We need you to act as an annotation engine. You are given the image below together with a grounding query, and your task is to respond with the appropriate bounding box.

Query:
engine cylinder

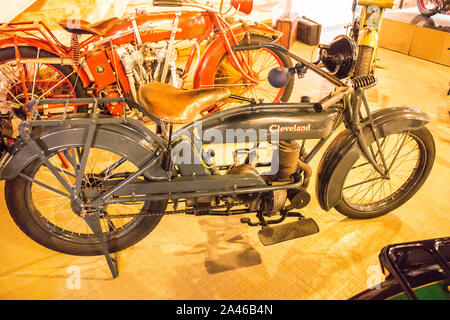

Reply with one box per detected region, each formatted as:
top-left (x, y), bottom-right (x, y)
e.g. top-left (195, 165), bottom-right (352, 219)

top-left (271, 140), bottom-right (301, 181)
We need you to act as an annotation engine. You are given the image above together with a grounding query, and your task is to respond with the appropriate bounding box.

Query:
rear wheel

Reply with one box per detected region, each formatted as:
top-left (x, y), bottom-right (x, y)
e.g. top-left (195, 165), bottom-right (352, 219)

top-left (335, 127), bottom-right (435, 219)
top-left (0, 46), bottom-right (88, 118)
top-left (5, 145), bottom-right (166, 256)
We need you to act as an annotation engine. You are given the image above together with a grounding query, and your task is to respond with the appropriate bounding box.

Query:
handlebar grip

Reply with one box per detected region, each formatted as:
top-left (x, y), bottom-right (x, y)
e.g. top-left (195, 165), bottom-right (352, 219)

top-left (152, 0), bottom-right (183, 7)
top-left (232, 44), bottom-right (264, 51)
top-left (313, 91), bottom-right (346, 113)
top-left (232, 43), bottom-right (289, 54)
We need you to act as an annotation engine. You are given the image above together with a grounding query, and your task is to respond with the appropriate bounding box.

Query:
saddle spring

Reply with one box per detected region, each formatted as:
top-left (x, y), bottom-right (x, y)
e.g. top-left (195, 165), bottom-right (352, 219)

top-left (71, 34), bottom-right (80, 63)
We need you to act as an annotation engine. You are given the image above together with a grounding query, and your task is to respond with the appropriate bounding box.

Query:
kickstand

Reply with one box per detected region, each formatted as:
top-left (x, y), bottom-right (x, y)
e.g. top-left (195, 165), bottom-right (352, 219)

top-left (83, 211), bottom-right (119, 278)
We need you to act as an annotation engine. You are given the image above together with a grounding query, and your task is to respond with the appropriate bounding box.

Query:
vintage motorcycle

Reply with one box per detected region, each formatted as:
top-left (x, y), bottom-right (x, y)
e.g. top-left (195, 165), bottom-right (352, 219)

top-left (0, 28), bottom-right (436, 277)
top-left (0, 0), bottom-right (292, 141)
top-left (417, 0), bottom-right (450, 17)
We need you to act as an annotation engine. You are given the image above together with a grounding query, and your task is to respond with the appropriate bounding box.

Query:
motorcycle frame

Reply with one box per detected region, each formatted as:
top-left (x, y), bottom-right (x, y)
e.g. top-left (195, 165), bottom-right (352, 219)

top-left (0, 0), bottom-right (280, 110)
top-left (17, 96), bottom-right (340, 209)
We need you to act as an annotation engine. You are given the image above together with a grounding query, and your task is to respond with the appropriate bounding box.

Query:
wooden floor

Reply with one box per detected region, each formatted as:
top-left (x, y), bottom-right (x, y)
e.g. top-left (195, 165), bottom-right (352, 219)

top-left (0, 43), bottom-right (448, 300)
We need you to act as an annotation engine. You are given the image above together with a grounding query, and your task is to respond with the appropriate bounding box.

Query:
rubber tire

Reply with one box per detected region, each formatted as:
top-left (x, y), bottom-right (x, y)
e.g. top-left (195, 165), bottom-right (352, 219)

top-left (417, 0), bottom-right (438, 16)
top-left (353, 45), bottom-right (374, 78)
top-left (5, 157), bottom-right (167, 256)
top-left (0, 46), bottom-right (88, 112)
top-left (335, 127), bottom-right (435, 219)
top-left (215, 34), bottom-right (294, 103)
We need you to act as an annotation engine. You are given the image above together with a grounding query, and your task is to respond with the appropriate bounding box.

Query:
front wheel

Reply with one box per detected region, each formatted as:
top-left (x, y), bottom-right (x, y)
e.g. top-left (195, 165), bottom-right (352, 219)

top-left (353, 45), bottom-right (374, 78)
top-left (210, 34), bottom-right (294, 112)
top-left (417, 0), bottom-right (439, 16)
top-left (335, 127), bottom-right (435, 219)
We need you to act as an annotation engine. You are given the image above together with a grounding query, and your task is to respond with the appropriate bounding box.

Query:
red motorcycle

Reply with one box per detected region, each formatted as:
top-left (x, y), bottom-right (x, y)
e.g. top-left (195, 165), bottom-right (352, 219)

top-left (0, 0), bottom-right (292, 121)
top-left (417, 0), bottom-right (450, 16)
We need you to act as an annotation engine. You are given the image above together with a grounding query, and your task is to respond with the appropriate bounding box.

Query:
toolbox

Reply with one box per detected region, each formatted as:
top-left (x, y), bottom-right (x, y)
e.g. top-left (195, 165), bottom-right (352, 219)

top-left (296, 16), bottom-right (322, 46)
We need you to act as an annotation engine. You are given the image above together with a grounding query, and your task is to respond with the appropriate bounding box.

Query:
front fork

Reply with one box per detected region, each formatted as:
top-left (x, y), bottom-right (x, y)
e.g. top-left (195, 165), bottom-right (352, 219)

top-left (348, 81), bottom-right (390, 177)
top-left (356, 5), bottom-right (389, 73)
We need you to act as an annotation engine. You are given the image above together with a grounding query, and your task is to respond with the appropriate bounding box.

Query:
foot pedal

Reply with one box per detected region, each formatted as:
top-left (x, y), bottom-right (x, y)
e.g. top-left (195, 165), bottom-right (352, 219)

top-left (258, 218), bottom-right (319, 246)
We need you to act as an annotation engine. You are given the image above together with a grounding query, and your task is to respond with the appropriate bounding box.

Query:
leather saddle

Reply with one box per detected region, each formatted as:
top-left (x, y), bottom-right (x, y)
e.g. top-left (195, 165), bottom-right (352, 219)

top-left (58, 17), bottom-right (120, 36)
top-left (137, 83), bottom-right (231, 124)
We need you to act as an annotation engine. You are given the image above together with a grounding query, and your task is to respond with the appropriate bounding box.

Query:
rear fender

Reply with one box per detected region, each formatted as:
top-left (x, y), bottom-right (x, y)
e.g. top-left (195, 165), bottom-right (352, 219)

top-left (0, 120), bottom-right (168, 181)
top-left (0, 37), bottom-right (64, 55)
top-left (316, 107), bottom-right (430, 211)
top-left (0, 42), bottom-right (91, 88)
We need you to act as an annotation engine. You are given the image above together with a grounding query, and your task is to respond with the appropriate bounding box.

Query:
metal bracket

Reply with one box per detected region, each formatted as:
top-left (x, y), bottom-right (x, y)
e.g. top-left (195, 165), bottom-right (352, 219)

top-left (83, 211), bottom-right (119, 278)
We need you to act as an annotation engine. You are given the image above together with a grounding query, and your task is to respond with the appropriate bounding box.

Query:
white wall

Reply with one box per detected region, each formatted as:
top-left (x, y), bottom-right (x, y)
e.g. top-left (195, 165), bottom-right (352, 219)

top-left (0, 0), bottom-right (36, 22)
top-left (127, 0), bottom-right (292, 22)
top-left (292, 0), bottom-right (354, 27)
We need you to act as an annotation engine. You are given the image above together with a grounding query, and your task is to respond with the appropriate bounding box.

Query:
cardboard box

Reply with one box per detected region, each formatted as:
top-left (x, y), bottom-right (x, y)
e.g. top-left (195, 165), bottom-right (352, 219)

top-left (410, 26), bottom-right (450, 66)
top-left (378, 10), bottom-right (450, 66)
top-left (378, 18), bottom-right (416, 54)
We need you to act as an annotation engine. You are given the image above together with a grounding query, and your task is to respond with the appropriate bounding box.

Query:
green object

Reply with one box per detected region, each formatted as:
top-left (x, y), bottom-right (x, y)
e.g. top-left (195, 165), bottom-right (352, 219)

top-left (389, 281), bottom-right (450, 300)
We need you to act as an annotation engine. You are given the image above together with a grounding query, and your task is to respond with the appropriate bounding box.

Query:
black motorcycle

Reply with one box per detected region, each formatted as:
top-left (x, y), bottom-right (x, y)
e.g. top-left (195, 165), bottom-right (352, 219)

top-left (0, 42), bottom-right (435, 277)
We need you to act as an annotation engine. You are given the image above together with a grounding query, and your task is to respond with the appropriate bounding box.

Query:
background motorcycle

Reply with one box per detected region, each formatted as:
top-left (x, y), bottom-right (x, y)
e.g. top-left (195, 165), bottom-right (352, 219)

top-left (417, 0), bottom-right (450, 16)
top-left (0, 0), bottom-right (292, 145)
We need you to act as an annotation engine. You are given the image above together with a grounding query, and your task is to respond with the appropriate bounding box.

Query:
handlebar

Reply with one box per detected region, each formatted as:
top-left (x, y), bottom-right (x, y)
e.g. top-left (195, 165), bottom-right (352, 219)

top-left (233, 41), bottom-right (359, 113)
top-left (313, 89), bottom-right (350, 113)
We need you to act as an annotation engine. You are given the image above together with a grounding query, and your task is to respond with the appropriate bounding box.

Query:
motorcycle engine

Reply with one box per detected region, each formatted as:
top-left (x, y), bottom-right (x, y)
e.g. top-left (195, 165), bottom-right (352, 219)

top-left (115, 41), bottom-right (183, 98)
top-left (226, 140), bottom-right (306, 217)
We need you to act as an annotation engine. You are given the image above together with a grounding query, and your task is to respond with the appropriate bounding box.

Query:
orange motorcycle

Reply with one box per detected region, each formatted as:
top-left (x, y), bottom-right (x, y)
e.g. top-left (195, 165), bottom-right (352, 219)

top-left (0, 0), bottom-right (293, 121)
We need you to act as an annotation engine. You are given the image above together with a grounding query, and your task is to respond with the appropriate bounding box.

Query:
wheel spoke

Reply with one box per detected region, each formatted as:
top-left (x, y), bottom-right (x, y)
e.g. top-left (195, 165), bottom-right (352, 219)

top-left (342, 131), bottom-right (423, 209)
top-left (214, 39), bottom-right (287, 109)
top-left (27, 147), bottom-right (148, 237)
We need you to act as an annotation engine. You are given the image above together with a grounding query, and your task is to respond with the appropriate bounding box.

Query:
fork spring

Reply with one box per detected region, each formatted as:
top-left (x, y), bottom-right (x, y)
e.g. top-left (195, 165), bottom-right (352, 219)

top-left (353, 75), bottom-right (377, 89)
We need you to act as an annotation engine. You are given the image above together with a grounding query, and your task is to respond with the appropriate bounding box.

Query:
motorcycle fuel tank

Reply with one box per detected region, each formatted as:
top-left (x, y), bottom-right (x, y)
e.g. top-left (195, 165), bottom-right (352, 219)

top-left (177, 103), bottom-right (341, 144)
top-left (104, 11), bottom-right (214, 45)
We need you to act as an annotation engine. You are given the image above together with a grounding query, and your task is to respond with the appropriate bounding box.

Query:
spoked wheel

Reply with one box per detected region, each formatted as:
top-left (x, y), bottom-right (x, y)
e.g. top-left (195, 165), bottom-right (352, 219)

top-left (5, 145), bottom-right (166, 256)
top-left (0, 46), bottom-right (87, 119)
top-left (336, 128), bottom-right (435, 219)
top-left (417, 0), bottom-right (440, 16)
top-left (209, 34), bottom-right (293, 113)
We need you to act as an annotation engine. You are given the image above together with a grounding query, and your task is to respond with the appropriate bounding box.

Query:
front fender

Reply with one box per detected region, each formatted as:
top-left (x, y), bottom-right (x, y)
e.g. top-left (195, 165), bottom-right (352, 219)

top-left (316, 106), bottom-right (430, 211)
top-left (193, 24), bottom-right (279, 89)
top-left (0, 120), bottom-right (168, 181)
top-left (358, 28), bottom-right (378, 48)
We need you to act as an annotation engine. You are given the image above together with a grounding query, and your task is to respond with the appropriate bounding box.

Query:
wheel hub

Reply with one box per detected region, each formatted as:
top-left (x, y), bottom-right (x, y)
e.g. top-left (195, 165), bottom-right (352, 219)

top-left (71, 174), bottom-right (107, 215)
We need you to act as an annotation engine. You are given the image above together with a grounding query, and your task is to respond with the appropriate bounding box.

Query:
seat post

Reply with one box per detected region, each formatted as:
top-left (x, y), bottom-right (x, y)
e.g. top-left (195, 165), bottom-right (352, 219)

top-left (162, 123), bottom-right (173, 171)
